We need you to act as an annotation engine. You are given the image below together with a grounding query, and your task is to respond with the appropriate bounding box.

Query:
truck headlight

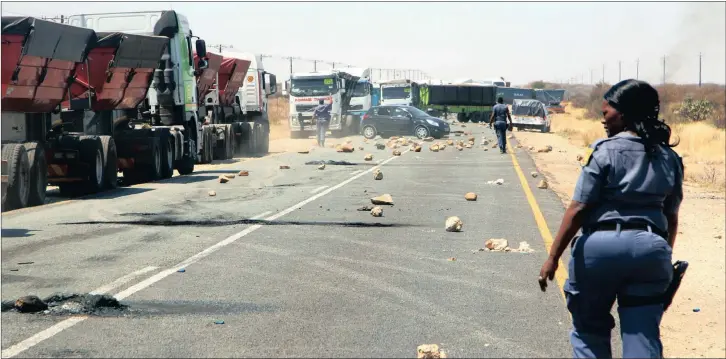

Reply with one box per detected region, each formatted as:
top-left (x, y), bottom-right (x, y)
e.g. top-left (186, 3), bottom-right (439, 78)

top-left (426, 119), bottom-right (439, 127)
top-left (331, 114), bottom-right (340, 124)
top-left (291, 116), bottom-right (299, 125)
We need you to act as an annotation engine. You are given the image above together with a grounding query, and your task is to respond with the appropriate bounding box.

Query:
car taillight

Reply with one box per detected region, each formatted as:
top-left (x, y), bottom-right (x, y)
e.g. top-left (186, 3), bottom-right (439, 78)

top-left (363, 113), bottom-right (369, 120)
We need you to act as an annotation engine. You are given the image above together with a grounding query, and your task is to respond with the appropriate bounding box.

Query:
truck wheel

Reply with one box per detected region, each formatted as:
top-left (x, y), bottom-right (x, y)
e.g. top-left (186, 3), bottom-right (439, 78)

top-left (2, 143), bottom-right (30, 211)
top-left (161, 137), bottom-right (174, 179)
top-left (176, 139), bottom-right (195, 176)
top-left (78, 136), bottom-right (105, 194)
top-left (259, 124), bottom-right (270, 155)
top-left (22, 142), bottom-right (47, 207)
top-left (147, 138), bottom-right (162, 180)
top-left (470, 113), bottom-right (481, 123)
top-left (226, 126), bottom-right (235, 159)
top-left (100, 136), bottom-right (118, 190)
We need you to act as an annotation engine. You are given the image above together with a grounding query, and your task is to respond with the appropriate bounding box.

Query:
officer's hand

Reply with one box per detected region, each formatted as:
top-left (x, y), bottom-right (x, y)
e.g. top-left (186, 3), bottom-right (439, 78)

top-left (538, 258), bottom-right (558, 292)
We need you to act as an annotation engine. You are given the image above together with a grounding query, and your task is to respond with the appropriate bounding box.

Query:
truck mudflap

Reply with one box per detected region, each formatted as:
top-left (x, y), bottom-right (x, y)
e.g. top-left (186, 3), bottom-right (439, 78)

top-left (1, 16), bottom-right (96, 113)
top-left (64, 31), bottom-right (169, 111)
top-left (112, 129), bottom-right (162, 166)
top-left (194, 51), bottom-right (222, 101)
top-left (217, 56), bottom-right (251, 106)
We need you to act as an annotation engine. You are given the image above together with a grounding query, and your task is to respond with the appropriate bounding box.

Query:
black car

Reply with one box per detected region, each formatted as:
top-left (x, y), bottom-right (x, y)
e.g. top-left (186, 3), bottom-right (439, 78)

top-left (360, 105), bottom-right (450, 139)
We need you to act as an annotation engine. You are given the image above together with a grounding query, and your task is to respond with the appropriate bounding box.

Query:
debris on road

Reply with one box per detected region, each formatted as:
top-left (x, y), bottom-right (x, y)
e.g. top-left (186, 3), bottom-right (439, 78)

top-left (298, 150), bottom-right (310, 154)
top-left (446, 139), bottom-right (454, 146)
top-left (423, 137), bottom-right (434, 142)
top-left (464, 143), bottom-right (472, 149)
top-left (537, 146), bottom-right (553, 153)
top-left (208, 190), bottom-right (217, 197)
top-left (17, 262), bottom-right (34, 265)
top-left (531, 172), bottom-right (538, 178)
top-left (337, 144), bottom-right (355, 153)
top-left (177, 268), bottom-right (186, 273)
top-left (417, 344), bottom-right (447, 359)
top-left (456, 145), bottom-right (464, 151)
top-left (445, 216), bottom-right (463, 232)
top-left (218, 175), bottom-right (230, 183)
top-left (357, 205), bottom-right (373, 211)
top-left (529, 146), bottom-right (536, 151)
top-left (464, 192), bottom-right (477, 201)
top-left (487, 179), bottom-right (504, 185)
top-left (482, 140), bottom-right (489, 146)
top-left (537, 179), bottom-right (549, 189)
top-left (468, 136), bottom-right (476, 143)
top-left (359, 146), bottom-right (364, 151)
top-left (393, 150), bottom-right (402, 156)
top-left (491, 144), bottom-right (497, 149)
top-left (11, 295), bottom-right (47, 313)
top-left (370, 206), bottom-right (383, 217)
top-left (485, 238), bottom-right (509, 251)
top-left (305, 160), bottom-right (356, 166)
top-left (238, 170), bottom-right (249, 177)
top-left (223, 174), bottom-right (235, 179)
top-left (364, 154), bottom-right (374, 161)
top-left (280, 165), bottom-right (291, 170)
top-left (318, 164), bottom-right (326, 170)
top-left (515, 241), bottom-right (534, 253)
top-left (414, 145), bottom-right (422, 152)
top-left (3, 293), bottom-right (128, 316)
top-left (214, 320), bottom-right (225, 324)
top-left (371, 194), bottom-right (394, 205)
top-left (448, 257), bottom-right (456, 262)
top-left (430, 144), bottom-right (440, 152)
top-left (373, 169), bottom-right (383, 180)
top-left (376, 143), bottom-right (386, 150)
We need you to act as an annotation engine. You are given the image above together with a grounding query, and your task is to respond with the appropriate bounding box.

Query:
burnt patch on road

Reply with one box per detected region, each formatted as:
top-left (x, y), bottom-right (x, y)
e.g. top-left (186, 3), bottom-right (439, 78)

top-left (59, 218), bottom-right (417, 229)
top-left (304, 160), bottom-right (359, 166)
top-left (121, 299), bottom-right (279, 317)
top-left (2, 293), bottom-right (128, 316)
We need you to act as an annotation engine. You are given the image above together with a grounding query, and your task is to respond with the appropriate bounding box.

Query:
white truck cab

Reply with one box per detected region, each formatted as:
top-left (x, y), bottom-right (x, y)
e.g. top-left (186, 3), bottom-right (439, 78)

top-left (379, 79), bottom-right (417, 106)
top-left (288, 70), bottom-right (357, 138)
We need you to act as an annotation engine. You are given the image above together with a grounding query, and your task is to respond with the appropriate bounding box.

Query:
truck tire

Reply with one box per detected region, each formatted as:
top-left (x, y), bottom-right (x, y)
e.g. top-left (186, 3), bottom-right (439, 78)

top-left (99, 136), bottom-right (118, 190)
top-left (176, 138), bottom-right (195, 176)
top-left (161, 136), bottom-right (174, 179)
top-left (78, 136), bottom-right (105, 195)
top-left (541, 123), bottom-right (551, 133)
top-left (470, 112), bottom-right (481, 123)
top-left (225, 125), bottom-right (235, 159)
top-left (2, 143), bottom-right (30, 211)
top-left (147, 138), bottom-right (162, 180)
top-left (213, 127), bottom-right (226, 160)
top-left (259, 123), bottom-right (269, 155)
top-left (22, 142), bottom-right (47, 207)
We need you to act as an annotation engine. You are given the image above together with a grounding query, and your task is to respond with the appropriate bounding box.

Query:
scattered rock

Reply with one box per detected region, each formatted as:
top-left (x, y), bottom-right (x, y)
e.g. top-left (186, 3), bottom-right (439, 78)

top-left (373, 170), bottom-right (383, 180)
top-left (375, 143), bottom-right (386, 150)
top-left (298, 150), bottom-right (310, 154)
top-left (417, 344), bottom-right (446, 359)
top-left (337, 144), bottom-right (355, 153)
top-left (464, 192), bottom-right (477, 201)
top-left (370, 206), bottom-right (383, 217)
top-left (576, 154), bottom-right (584, 162)
top-left (537, 179), bottom-right (548, 189)
top-left (445, 216), bottom-right (463, 232)
top-left (280, 165), bottom-right (291, 170)
top-left (483, 148), bottom-right (488, 151)
top-left (446, 139), bottom-right (454, 146)
top-left (516, 144), bottom-right (523, 148)
top-left (485, 238), bottom-right (509, 251)
top-left (454, 133), bottom-right (461, 137)
top-left (208, 190), bottom-right (217, 197)
top-left (364, 154), bottom-right (373, 161)
top-left (238, 170), bottom-right (249, 176)
top-left (358, 146), bottom-right (364, 151)
top-left (465, 143), bottom-right (472, 149)
top-left (528, 146), bottom-right (536, 151)
top-left (456, 146), bottom-right (464, 151)
top-left (371, 194), bottom-right (394, 205)
top-left (218, 175), bottom-right (230, 183)
top-left (487, 178), bottom-right (504, 185)
top-left (223, 174), bottom-right (235, 179)
top-left (393, 144), bottom-right (400, 149)
top-left (530, 172), bottom-right (538, 178)
top-left (447, 257), bottom-right (456, 262)
top-left (482, 140), bottom-right (489, 146)
top-left (393, 150), bottom-right (402, 156)
top-left (214, 320), bottom-right (225, 325)
top-left (461, 124), bottom-right (467, 128)
top-left (514, 241), bottom-right (534, 253)
top-left (537, 146), bottom-right (553, 153)
top-left (423, 137), bottom-right (434, 142)
top-left (491, 144), bottom-right (497, 149)
top-left (414, 145), bottom-right (422, 152)
top-left (14, 295), bottom-right (47, 313)
top-left (357, 206), bottom-right (373, 211)
top-left (318, 164), bottom-right (326, 170)
top-left (430, 145), bottom-right (440, 152)
top-left (468, 136), bottom-right (476, 142)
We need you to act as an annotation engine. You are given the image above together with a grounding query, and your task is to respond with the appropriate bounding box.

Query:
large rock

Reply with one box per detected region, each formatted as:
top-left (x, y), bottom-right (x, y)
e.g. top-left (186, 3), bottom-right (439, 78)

top-left (485, 238), bottom-right (509, 251)
top-left (445, 216), bottom-right (463, 232)
top-left (337, 144), bottom-right (355, 153)
top-left (370, 206), bottom-right (383, 217)
top-left (446, 139), bottom-right (454, 146)
top-left (218, 175), bottom-right (230, 183)
top-left (537, 179), bottom-right (548, 189)
top-left (364, 154), bottom-right (373, 161)
top-left (14, 295), bottom-right (47, 313)
top-left (464, 192), bottom-right (477, 201)
top-left (468, 136), bottom-right (476, 142)
top-left (318, 164), bottom-right (326, 170)
top-left (223, 174), bottom-right (235, 179)
top-left (537, 145), bottom-right (553, 153)
top-left (375, 143), bottom-right (386, 150)
top-left (371, 194), bottom-right (394, 205)
top-left (208, 190), bottom-right (217, 197)
top-left (238, 170), bottom-right (250, 177)
top-left (414, 145), bottom-right (422, 152)
top-left (417, 344), bottom-right (447, 359)
top-left (423, 137), bottom-right (435, 142)
top-left (531, 171), bottom-right (539, 178)
top-left (279, 165), bottom-right (291, 169)
top-left (456, 146), bottom-right (464, 151)
top-left (392, 150), bottom-right (402, 156)
top-left (359, 146), bottom-right (365, 151)
top-left (464, 143), bottom-right (472, 149)
top-left (373, 170), bottom-right (383, 180)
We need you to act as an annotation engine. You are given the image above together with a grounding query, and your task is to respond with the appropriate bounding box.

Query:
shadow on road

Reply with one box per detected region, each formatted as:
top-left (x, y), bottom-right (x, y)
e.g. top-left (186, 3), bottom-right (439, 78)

top-left (150, 175), bottom-right (220, 185)
top-left (0, 228), bottom-right (38, 238)
top-left (60, 217), bottom-right (418, 228)
top-left (192, 169), bottom-right (243, 175)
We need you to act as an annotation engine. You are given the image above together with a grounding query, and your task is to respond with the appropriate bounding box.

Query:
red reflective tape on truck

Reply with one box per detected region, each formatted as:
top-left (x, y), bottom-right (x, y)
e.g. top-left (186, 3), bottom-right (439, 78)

top-left (117, 158), bottom-right (135, 170)
top-left (47, 164), bottom-right (68, 177)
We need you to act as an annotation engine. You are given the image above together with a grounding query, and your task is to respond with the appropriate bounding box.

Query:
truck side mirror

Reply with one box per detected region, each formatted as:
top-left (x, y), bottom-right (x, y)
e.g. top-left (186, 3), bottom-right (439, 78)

top-left (269, 74), bottom-right (277, 94)
top-left (195, 39), bottom-right (207, 57)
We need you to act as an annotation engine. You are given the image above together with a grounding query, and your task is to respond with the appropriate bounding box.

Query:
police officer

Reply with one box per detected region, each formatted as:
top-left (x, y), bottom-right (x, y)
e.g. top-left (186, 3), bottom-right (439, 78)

top-left (312, 99), bottom-right (331, 147)
top-left (538, 79), bottom-right (684, 359)
top-left (489, 97), bottom-right (513, 154)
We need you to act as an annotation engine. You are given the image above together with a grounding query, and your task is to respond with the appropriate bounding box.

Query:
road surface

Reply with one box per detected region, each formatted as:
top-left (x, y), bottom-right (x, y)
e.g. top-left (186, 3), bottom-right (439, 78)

top-left (2, 126), bottom-right (583, 358)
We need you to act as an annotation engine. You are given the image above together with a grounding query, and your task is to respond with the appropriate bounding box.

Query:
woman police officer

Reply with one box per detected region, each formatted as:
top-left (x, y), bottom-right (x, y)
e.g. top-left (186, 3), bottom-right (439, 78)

top-left (538, 79), bottom-right (684, 359)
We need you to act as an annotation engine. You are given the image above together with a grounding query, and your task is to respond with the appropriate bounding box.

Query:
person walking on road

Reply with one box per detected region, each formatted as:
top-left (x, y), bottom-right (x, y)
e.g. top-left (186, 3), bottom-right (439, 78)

top-left (312, 99), bottom-right (332, 147)
top-left (538, 79), bottom-right (684, 359)
top-left (489, 96), bottom-right (512, 154)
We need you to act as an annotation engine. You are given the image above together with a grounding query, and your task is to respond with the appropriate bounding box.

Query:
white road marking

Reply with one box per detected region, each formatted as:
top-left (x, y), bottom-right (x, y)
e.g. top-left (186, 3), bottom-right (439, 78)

top-left (350, 170), bottom-right (362, 175)
top-left (249, 211), bottom-right (272, 220)
top-left (89, 266), bottom-right (159, 295)
top-left (310, 185), bottom-right (328, 194)
top-left (1, 148), bottom-right (410, 358)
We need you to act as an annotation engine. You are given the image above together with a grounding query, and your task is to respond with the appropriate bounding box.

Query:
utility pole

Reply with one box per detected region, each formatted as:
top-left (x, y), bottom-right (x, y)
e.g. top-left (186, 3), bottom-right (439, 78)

top-left (662, 56), bottom-right (666, 84)
top-left (590, 69), bottom-right (593, 84)
top-left (284, 56), bottom-right (300, 76)
top-left (602, 64), bottom-right (605, 84)
top-left (699, 52), bottom-right (702, 87)
top-left (618, 61), bottom-right (622, 82)
top-left (209, 44), bottom-right (233, 53)
top-left (636, 58), bottom-right (639, 80)
top-left (312, 59), bottom-right (320, 72)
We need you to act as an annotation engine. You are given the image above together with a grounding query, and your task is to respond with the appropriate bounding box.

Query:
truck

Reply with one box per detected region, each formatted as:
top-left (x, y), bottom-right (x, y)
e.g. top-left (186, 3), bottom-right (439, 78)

top-left (495, 87), bottom-right (536, 105)
top-left (379, 79), bottom-right (422, 107)
top-left (535, 89), bottom-right (567, 114)
top-left (511, 99), bottom-right (551, 133)
top-left (420, 84), bottom-right (498, 123)
top-left (346, 68), bottom-right (377, 136)
top-left (287, 70), bottom-right (360, 139)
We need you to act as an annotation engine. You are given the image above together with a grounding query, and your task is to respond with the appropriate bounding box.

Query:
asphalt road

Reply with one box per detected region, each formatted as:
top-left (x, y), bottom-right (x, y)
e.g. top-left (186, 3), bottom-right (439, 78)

top-left (2, 125), bottom-right (577, 358)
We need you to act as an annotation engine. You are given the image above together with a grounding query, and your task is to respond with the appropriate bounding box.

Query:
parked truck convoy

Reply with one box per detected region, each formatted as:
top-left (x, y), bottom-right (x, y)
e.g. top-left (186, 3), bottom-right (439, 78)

top-left (1, 11), bottom-right (276, 212)
top-left (287, 69), bottom-right (360, 139)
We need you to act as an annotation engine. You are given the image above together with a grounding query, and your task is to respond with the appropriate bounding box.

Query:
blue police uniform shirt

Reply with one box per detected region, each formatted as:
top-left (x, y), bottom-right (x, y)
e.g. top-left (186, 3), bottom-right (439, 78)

top-left (572, 131), bottom-right (684, 233)
top-left (492, 103), bottom-right (509, 123)
top-left (313, 104), bottom-right (332, 123)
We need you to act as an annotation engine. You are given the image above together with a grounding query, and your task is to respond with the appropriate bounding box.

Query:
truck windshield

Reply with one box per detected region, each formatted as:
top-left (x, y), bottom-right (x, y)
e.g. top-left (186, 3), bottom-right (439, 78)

top-left (352, 82), bottom-right (370, 97)
top-left (290, 78), bottom-right (337, 96)
top-left (382, 86), bottom-right (410, 100)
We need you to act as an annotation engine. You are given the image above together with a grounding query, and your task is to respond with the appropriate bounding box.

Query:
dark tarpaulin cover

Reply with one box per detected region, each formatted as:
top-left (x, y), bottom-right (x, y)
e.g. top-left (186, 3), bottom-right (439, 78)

top-left (512, 99), bottom-right (547, 117)
top-left (96, 32), bottom-right (168, 69)
top-left (535, 89), bottom-right (566, 105)
top-left (1, 16), bottom-right (97, 63)
top-left (427, 85), bottom-right (497, 106)
top-left (153, 11), bottom-right (179, 38)
top-left (496, 87), bottom-right (536, 104)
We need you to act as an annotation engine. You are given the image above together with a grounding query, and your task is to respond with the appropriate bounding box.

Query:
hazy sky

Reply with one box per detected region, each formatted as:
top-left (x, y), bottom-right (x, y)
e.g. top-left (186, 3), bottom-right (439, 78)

top-left (3, 1), bottom-right (725, 85)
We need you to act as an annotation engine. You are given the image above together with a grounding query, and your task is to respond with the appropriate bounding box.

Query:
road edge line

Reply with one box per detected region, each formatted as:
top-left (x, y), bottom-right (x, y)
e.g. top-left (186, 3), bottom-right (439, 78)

top-left (507, 143), bottom-right (568, 302)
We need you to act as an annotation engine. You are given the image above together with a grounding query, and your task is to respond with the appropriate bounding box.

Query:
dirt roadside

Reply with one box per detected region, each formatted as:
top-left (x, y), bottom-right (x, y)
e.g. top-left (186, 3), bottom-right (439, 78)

top-left (511, 111), bottom-right (726, 358)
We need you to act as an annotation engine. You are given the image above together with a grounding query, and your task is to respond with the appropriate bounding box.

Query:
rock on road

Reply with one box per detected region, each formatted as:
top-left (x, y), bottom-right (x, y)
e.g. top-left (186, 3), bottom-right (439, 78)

top-left (1, 126), bottom-right (578, 358)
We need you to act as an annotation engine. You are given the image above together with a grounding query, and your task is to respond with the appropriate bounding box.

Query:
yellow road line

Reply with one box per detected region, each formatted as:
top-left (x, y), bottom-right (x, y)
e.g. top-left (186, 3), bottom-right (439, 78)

top-left (506, 142), bottom-right (568, 303)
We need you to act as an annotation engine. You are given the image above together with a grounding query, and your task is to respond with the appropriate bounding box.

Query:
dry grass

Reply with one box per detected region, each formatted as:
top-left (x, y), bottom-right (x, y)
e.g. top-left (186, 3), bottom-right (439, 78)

top-left (551, 103), bottom-right (725, 191)
top-left (268, 97), bottom-right (289, 126)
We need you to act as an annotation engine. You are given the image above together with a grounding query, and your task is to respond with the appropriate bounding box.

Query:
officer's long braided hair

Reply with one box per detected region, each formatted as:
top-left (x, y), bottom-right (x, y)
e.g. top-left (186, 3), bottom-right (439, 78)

top-left (603, 79), bottom-right (680, 153)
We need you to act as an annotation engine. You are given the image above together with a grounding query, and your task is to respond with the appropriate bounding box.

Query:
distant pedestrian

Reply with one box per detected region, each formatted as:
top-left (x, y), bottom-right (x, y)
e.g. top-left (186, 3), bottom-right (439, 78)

top-left (538, 79), bottom-right (684, 359)
top-left (312, 99), bottom-right (331, 147)
top-left (489, 97), bottom-right (512, 154)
